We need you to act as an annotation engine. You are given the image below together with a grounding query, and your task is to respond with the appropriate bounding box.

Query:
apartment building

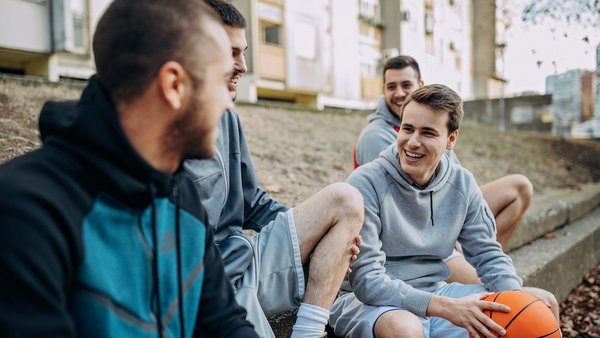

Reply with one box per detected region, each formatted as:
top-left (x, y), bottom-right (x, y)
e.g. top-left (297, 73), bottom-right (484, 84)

top-left (231, 0), bottom-right (481, 109)
top-left (0, 0), bottom-right (111, 81)
top-left (0, 0), bottom-right (502, 109)
top-left (547, 69), bottom-right (597, 136)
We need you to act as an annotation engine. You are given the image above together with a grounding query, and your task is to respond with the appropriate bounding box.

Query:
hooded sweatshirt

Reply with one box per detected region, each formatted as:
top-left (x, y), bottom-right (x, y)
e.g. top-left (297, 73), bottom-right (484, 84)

top-left (341, 145), bottom-right (522, 318)
top-left (354, 95), bottom-right (461, 168)
top-left (183, 110), bottom-right (288, 285)
top-left (0, 77), bottom-right (257, 338)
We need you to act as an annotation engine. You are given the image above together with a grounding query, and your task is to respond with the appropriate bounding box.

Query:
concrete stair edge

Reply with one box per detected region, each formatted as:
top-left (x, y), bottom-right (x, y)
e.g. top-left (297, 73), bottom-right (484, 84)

top-left (506, 183), bottom-right (600, 252)
top-left (509, 207), bottom-right (600, 303)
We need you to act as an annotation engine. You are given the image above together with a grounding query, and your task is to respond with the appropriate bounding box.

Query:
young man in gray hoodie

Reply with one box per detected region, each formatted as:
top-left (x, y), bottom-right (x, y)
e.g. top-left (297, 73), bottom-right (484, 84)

top-left (354, 55), bottom-right (533, 285)
top-left (184, 2), bottom-right (363, 337)
top-left (331, 84), bottom-right (554, 338)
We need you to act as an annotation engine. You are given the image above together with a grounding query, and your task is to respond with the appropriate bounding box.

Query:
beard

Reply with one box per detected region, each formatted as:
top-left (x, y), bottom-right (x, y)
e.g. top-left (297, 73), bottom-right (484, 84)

top-left (171, 95), bottom-right (217, 161)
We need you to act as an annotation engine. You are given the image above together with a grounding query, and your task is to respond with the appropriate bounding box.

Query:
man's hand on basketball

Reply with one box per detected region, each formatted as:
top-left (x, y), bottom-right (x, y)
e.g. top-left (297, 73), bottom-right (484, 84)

top-left (427, 293), bottom-right (509, 338)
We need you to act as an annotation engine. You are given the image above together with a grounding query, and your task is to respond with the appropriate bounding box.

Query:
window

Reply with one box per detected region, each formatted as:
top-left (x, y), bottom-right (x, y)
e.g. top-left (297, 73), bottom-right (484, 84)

top-left (262, 22), bottom-right (282, 46)
top-left (70, 0), bottom-right (87, 50)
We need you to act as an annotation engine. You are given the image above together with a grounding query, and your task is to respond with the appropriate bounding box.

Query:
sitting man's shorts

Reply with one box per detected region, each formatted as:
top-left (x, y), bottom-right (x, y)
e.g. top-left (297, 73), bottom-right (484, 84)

top-left (234, 209), bottom-right (304, 338)
top-left (329, 283), bottom-right (488, 338)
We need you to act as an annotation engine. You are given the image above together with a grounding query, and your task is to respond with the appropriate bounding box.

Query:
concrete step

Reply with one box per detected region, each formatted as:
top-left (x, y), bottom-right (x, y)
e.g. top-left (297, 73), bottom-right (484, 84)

top-left (505, 183), bottom-right (600, 252)
top-left (509, 206), bottom-right (600, 303)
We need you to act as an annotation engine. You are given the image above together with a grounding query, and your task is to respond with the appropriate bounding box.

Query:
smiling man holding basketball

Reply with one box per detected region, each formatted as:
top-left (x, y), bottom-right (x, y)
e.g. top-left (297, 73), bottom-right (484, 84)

top-left (328, 84), bottom-right (557, 338)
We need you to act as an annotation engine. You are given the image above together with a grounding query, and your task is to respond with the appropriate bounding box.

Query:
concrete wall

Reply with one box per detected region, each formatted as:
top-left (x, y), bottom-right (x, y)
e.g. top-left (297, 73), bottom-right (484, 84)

top-left (0, 0), bottom-right (51, 53)
top-left (463, 94), bottom-right (553, 133)
top-left (471, 0), bottom-right (495, 99)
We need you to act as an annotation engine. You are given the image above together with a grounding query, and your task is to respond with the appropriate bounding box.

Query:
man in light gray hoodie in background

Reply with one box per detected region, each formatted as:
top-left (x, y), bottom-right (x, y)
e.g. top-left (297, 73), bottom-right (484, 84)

top-left (330, 84), bottom-right (555, 338)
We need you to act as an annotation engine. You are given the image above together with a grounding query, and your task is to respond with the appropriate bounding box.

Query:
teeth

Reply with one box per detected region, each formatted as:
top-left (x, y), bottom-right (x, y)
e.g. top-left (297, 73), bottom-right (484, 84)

top-left (405, 150), bottom-right (424, 159)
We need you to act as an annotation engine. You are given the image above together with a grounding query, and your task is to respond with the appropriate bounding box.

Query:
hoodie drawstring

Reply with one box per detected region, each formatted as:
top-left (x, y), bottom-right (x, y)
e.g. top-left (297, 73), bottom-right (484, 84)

top-left (429, 191), bottom-right (435, 226)
top-left (174, 177), bottom-right (185, 337)
top-left (149, 183), bottom-right (164, 338)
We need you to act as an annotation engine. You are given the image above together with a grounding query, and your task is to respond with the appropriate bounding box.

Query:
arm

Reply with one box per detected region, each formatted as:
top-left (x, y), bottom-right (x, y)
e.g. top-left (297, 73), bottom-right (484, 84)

top-left (0, 175), bottom-right (79, 337)
top-left (346, 174), bottom-right (433, 318)
top-left (458, 178), bottom-right (522, 291)
top-left (194, 231), bottom-right (258, 337)
top-left (233, 113), bottom-right (288, 231)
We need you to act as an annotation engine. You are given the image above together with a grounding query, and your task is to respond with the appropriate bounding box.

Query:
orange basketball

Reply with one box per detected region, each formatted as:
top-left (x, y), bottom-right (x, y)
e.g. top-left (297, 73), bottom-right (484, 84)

top-left (483, 290), bottom-right (561, 337)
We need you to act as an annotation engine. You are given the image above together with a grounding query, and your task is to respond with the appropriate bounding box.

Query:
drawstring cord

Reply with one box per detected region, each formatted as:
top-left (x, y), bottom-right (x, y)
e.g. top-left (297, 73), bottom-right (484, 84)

top-left (174, 176), bottom-right (185, 337)
top-left (429, 191), bottom-right (435, 226)
top-left (149, 184), bottom-right (164, 338)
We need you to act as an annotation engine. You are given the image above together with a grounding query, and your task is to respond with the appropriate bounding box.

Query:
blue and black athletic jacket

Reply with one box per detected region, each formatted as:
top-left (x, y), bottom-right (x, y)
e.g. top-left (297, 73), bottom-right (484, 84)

top-left (0, 77), bottom-right (257, 337)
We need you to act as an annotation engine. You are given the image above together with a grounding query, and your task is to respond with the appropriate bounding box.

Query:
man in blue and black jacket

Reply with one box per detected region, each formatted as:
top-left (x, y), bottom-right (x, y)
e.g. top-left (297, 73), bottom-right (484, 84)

top-left (0, 0), bottom-right (257, 337)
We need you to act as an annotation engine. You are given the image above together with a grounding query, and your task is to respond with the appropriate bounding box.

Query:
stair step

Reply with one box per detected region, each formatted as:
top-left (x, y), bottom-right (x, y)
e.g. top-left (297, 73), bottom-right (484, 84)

top-left (509, 207), bottom-right (600, 302)
top-left (506, 183), bottom-right (600, 252)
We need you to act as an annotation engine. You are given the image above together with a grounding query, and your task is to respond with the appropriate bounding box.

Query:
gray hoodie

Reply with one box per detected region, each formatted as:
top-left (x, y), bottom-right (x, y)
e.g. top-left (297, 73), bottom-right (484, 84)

top-left (184, 110), bottom-right (288, 285)
top-left (341, 144), bottom-right (522, 317)
top-left (355, 96), bottom-right (401, 166)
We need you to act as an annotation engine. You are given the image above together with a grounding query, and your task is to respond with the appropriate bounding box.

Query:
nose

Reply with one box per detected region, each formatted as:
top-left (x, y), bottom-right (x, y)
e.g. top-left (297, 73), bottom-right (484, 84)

top-left (407, 132), bottom-right (420, 148)
top-left (235, 54), bottom-right (247, 75)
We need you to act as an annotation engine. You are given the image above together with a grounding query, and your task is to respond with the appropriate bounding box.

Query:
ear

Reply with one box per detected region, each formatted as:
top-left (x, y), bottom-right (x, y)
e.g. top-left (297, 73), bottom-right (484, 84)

top-left (446, 130), bottom-right (458, 150)
top-left (157, 61), bottom-right (188, 111)
top-left (418, 80), bottom-right (425, 88)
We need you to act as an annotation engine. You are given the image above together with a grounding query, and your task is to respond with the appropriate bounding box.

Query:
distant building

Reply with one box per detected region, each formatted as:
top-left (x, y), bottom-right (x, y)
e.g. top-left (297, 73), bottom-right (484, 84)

top-left (0, 0), bottom-right (502, 110)
top-left (546, 69), bottom-right (597, 137)
top-left (596, 43), bottom-right (600, 121)
top-left (0, 0), bottom-right (111, 81)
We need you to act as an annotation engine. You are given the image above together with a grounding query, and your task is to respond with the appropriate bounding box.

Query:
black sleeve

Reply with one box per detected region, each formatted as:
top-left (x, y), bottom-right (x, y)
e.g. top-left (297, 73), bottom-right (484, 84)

top-left (0, 157), bottom-right (83, 337)
top-left (193, 230), bottom-right (258, 338)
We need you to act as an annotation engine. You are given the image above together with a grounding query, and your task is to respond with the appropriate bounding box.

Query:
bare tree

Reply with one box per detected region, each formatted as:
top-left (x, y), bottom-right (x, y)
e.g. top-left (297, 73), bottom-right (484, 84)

top-left (522, 0), bottom-right (600, 28)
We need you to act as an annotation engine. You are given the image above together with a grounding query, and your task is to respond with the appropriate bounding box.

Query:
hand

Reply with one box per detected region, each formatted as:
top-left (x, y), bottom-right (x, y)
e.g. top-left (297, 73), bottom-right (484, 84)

top-left (522, 286), bottom-right (559, 322)
top-left (347, 235), bottom-right (362, 273)
top-left (428, 292), bottom-right (510, 338)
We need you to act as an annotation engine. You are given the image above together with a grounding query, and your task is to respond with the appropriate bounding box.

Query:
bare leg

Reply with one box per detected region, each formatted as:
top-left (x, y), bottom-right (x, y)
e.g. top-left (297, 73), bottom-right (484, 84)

top-left (374, 310), bottom-right (424, 338)
top-left (446, 256), bottom-right (480, 285)
top-left (480, 174), bottom-right (533, 248)
top-left (293, 182), bottom-right (364, 309)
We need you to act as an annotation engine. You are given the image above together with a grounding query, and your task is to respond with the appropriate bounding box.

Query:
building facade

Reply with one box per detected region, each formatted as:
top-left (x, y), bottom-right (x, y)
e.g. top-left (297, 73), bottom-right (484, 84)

top-left (0, 0), bottom-right (504, 110)
top-left (0, 0), bottom-right (111, 81)
top-left (232, 0), bottom-right (482, 109)
top-left (546, 69), bottom-right (597, 137)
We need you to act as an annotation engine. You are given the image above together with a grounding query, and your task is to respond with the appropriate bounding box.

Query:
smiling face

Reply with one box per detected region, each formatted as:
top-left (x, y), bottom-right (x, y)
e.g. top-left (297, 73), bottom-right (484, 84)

top-left (396, 101), bottom-right (457, 187)
top-left (383, 66), bottom-right (423, 118)
top-left (224, 25), bottom-right (248, 101)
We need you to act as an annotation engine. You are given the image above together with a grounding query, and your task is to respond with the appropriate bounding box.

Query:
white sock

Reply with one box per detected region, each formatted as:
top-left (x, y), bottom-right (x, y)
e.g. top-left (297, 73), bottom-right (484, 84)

top-left (290, 303), bottom-right (330, 338)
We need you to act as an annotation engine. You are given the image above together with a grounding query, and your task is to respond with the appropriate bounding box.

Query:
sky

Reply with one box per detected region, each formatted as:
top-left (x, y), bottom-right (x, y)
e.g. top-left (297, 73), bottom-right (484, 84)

top-left (502, 0), bottom-right (600, 95)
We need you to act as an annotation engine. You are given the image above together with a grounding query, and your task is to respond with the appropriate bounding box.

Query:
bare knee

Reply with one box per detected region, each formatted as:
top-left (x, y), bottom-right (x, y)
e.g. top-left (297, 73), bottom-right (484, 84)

top-left (511, 174), bottom-right (533, 205)
top-left (325, 182), bottom-right (364, 230)
top-left (374, 310), bottom-right (423, 338)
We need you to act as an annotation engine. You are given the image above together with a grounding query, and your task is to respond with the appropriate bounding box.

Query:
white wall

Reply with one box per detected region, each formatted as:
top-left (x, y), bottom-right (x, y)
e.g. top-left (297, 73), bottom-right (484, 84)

top-left (0, 0), bottom-right (51, 53)
top-left (285, 0), bottom-right (327, 92)
top-left (399, 0), bottom-right (473, 99)
top-left (329, 0), bottom-right (361, 100)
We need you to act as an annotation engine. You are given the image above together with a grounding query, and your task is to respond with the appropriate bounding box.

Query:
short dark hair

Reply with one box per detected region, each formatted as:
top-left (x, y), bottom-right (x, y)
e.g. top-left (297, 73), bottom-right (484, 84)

top-left (93, 0), bottom-right (221, 104)
top-left (401, 84), bottom-right (463, 133)
top-left (383, 55), bottom-right (421, 82)
top-left (204, 0), bottom-right (247, 28)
